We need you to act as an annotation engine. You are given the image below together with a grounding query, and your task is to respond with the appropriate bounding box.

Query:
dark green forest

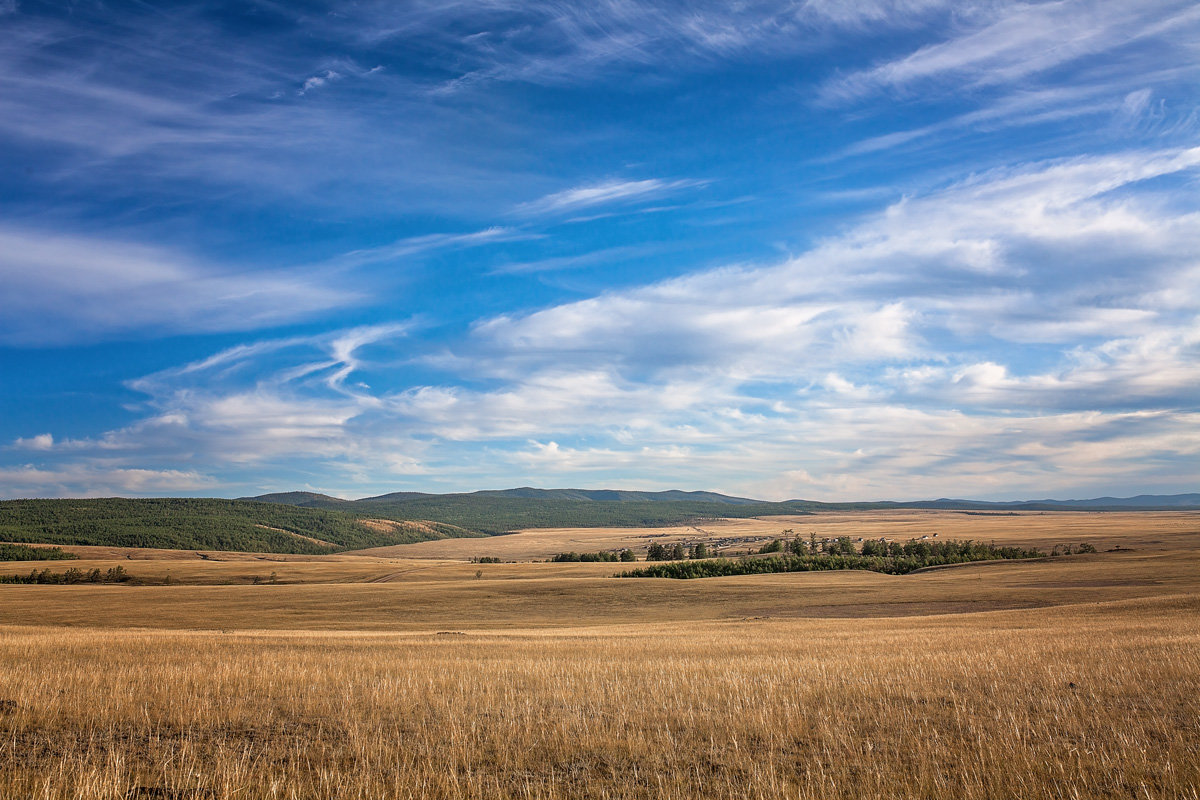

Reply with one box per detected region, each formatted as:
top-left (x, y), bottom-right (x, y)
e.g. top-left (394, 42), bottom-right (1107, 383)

top-left (247, 488), bottom-right (1200, 534)
top-left (252, 490), bottom-right (819, 533)
top-left (0, 498), bottom-right (479, 554)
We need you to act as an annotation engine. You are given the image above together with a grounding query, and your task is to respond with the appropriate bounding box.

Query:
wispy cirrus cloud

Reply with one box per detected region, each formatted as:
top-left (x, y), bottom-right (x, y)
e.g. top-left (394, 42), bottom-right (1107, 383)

top-left (835, 85), bottom-right (1121, 158)
top-left (821, 0), bottom-right (1200, 103)
top-left (391, 0), bottom-right (964, 91)
top-left (0, 7), bottom-right (520, 216)
top-left (328, 227), bottom-right (541, 270)
top-left (514, 178), bottom-right (706, 216)
top-left (0, 226), bottom-right (361, 346)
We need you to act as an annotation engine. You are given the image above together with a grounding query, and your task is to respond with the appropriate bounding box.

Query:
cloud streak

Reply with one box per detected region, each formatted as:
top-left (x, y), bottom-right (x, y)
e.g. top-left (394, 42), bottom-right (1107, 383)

top-left (515, 178), bottom-right (706, 216)
top-left (0, 226), bottom-right (361, 345)
top-left (822, 0), bottom-right (1200, 103)
top-left (0, 217), bottom-right (548, 349)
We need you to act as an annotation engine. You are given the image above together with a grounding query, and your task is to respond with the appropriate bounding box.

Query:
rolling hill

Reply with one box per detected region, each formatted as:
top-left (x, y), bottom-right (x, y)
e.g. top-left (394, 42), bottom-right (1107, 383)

top-left (244, 488), bottom-right (1200, 534)
top-left (3, 490), bottom-right (1195, 555)
top-left (0, 498), bottom-right (480, 555)
top-left (242, 487), bottom-right (814, 533)
top-left (893, 493), bottom-right (1200, 511)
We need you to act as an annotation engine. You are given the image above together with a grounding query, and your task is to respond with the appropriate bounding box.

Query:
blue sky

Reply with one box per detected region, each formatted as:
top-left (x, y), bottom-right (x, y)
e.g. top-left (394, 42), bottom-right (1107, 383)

top-left (2, 0), bottom-right (1198, 501)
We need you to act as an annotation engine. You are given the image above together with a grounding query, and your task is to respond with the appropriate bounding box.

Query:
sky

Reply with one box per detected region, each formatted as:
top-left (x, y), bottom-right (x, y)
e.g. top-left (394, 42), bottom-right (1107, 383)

top-left (1, 0), bottom-right (1199, 502)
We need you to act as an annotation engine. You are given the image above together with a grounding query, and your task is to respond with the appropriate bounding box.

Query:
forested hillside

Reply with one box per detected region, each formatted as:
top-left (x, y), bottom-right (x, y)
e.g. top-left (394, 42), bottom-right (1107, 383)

top-left (0, 498), bottom-right (480, 554)
top-left (244, 487), bottom-right (1200, 534)
top-left (250, 489), bottom-right (817, 534)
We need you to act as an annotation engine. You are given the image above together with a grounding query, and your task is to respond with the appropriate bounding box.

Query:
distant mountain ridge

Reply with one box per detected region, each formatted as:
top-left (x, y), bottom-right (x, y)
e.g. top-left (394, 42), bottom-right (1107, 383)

top-left (238, 487), bottom-right (795, 533)
top-left (248, 491), bottom-right (351, 507)
top-left (241, 488), bottom-right (1200, 534)
top-left (247, 488), bottom-right (763, 505)
top-left (247, 488), bottom-right (1200, 511)
top-left (889, 493), bottom-right (1200, 511)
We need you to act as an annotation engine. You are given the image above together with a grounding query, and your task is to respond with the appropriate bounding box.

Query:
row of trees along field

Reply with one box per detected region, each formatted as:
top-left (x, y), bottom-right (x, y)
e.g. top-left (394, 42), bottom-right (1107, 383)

top-left (551, 550), bottom-right (637, 562)
top-left (0, 566), bottom-right (132, 585)
top-left (622, 537), bottom-right (1048, 579)
top-left (0, 543), bottom-right (77, 561)
top-left (550, 543), bottom-right (708, 562)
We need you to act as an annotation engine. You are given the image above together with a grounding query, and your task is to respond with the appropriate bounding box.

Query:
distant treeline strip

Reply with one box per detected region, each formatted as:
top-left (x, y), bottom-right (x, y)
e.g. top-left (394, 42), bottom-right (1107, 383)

top-left (552, 550), bottom-right (637, 562)
top-left (1, 566), bottom-right (132, 584)
top-left (621, 539), bottom-right (1045, 579)
top-left (0, 542), bottom-right (78, 561)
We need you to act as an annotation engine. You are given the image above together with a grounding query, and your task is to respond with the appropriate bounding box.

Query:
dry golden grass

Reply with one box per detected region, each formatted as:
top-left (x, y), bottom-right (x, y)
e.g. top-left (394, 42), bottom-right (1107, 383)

top-left (3, 513), bottom-right (1197, 630)
top-left (1, 598), bottom-right (1197, 799)
top-left (0, 547), bottom-right (1196, 630)
top-left (2, 511), bottom-right (1198, 798)
top-left (354, 509), bottom-right (1200, 560)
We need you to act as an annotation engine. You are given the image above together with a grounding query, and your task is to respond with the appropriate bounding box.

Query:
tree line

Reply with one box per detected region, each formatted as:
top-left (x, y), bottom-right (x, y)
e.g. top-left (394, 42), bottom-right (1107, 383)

top-left (552, 550), bottom-right (637, 562)
top-left (0, 566), bottom-right (133, 584)
top-left (757, 533), bottom-right (1036, 561)
top-left (0, 543), bottom-right (78, 561)
top-left (621, 537), bottom-right (1046, 579)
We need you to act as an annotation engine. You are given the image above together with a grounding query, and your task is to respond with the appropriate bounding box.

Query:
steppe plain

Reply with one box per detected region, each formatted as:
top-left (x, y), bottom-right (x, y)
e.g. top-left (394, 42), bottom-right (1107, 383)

top-left (1, 510), bottom-right (1198, 798)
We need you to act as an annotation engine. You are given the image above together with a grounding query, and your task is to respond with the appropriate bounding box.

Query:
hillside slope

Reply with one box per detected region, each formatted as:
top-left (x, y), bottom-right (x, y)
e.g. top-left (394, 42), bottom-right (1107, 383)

top-left (249, 488), bottom-right (815, 533)
top-left (247, 488), bottom-right (1200, 533)
top-left (0, 498), bottom-right (480, 555)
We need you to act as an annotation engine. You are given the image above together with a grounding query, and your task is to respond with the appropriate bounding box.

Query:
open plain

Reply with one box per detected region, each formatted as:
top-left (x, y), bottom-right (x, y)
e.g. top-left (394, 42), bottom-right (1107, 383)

top-left (2, 510), bottom-right (1198, 799)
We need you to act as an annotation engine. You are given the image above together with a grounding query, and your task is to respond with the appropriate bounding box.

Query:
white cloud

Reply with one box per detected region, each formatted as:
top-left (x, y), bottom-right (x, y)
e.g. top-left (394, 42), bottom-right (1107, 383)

top-left (330, 227), bottom-right (539, 270)
top-left (0, 226), bottom-right (360, 345)
top-left (836, 85), bottom-right (1122, 158)
top-left (11, 434), bottom-right (54, 451)
top-left (823, 0), bottom-right (1200, 102)
top-left (515, 178), bottom-right (705, 216)
top-left (405, 0), bottom-right (971, 91)
top-left (114, 324), bottom-right (414, 464)
top-left (472, 147), bottom-right (1200, 389)
top-left (299, 69), bottom-right (342, 94)
top-left (0, 464), bottom-right (216, 498)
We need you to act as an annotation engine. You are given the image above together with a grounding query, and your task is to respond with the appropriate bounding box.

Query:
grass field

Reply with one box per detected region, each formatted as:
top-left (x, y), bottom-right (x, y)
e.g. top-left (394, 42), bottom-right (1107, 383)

top-left (1, 511), bottom-right (1198, 798)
